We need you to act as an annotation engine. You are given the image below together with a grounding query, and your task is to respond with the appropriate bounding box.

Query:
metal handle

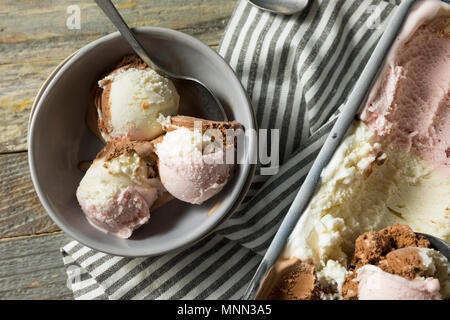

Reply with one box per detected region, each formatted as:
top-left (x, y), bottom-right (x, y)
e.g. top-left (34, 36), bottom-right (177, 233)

top-left (94, 0), bottom-right (160, 72)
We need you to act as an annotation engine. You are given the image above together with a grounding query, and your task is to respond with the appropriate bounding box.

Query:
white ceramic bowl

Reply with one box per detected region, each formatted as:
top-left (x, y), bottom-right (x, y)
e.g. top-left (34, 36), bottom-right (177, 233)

top-left (28, 27), bottom-right (257, 257)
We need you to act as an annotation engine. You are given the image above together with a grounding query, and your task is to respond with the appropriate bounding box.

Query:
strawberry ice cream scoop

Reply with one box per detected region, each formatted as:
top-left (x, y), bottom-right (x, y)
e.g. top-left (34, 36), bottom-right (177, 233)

top-left (356, 265), bottom-right (442, 300)
top-left (155, 126), bottom-right (234, 205)
top-left (76, 141), bottom-right (165, 238)
top-left (78, 183), bottom-right (156, 239)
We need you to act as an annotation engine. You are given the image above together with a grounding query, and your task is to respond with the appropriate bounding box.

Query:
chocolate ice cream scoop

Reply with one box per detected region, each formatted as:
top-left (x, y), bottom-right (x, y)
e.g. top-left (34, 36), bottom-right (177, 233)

top-left (254, 258), bottom-right (321, 300)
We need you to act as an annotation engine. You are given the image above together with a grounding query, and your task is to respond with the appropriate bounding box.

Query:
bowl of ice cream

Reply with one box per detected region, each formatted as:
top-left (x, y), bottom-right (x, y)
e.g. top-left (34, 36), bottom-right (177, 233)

top-left (28, 27), bottom-right (257, 257)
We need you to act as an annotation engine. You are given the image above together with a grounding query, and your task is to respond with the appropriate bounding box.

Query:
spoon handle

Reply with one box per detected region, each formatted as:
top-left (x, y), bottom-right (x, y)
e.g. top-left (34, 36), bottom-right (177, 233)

top-left (94, 0), bottom-right (160, 71)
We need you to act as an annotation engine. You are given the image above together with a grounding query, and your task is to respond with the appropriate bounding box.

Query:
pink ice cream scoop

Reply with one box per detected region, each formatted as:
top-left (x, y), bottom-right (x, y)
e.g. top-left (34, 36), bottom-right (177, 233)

top-left (155, 127), bottom-right (233, 205)
top-left (76, 147), bottom-right (164, 238)
top-left (356, 265), bottom-right (442, 300)
top-left (78, 186), bottom-right (157, 239)
top-left (158, 150), bottom-right (231, 205)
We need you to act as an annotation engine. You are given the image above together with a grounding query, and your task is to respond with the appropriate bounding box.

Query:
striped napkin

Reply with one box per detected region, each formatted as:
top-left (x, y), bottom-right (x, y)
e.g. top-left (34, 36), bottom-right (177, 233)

top-left (61, 0), bottom-right (401, 300)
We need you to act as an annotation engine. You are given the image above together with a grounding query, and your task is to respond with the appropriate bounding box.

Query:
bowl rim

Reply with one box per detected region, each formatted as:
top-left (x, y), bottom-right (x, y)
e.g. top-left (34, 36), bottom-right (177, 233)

top-left (28, 26), bottom-right (257, 257)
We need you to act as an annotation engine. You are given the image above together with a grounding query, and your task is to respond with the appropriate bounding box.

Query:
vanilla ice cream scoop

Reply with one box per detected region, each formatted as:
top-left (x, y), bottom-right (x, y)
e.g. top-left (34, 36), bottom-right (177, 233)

top-left (76, 140), bottom-right (167, 238)
top-left (95, 55), bottom-right (179, 142)
top-left (155, 116), bottom-right (242, 205)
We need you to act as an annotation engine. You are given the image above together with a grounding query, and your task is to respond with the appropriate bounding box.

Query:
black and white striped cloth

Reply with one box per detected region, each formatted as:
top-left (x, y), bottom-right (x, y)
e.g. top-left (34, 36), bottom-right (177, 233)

top-left (61, 0), bottom-right (401, 299)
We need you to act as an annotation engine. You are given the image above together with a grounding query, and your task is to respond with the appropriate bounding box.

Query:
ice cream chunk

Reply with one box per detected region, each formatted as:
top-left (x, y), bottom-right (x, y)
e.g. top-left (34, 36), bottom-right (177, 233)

top-left (154, 116), bottom-right (241, 205)
top-left (356, 265), bottom-right (441, 300)
top-left (76, 140), bottom-right (166, 238)
top-left (256, 258), bottom-right (321, 300)
top-left (96, 55), bottom-right (179, 141)
top-left (341, 225), bottom-right (450, 300)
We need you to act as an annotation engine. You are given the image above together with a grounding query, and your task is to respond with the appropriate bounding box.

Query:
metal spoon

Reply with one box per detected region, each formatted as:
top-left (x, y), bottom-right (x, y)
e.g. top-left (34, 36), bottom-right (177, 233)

top-left (94, 0), bottom-right (228, 121)
top-left (247, 0), bottom-right (309, 15)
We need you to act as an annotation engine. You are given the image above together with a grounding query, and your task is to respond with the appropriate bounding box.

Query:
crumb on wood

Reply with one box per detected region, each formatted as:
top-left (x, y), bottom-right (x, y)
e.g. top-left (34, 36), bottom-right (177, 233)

top-left (27, 282), bottom-right (42, 288)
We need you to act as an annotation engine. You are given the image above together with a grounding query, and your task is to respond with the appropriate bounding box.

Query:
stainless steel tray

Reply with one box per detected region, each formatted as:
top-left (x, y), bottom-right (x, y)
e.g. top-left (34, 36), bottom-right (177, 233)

top-left (242, 0), bottom-right (444, 300)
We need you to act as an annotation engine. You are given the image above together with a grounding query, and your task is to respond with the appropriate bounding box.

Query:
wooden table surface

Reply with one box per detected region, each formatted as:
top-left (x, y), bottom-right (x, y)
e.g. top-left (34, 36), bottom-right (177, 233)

top-left (0, 0), bottom-right (236, 300)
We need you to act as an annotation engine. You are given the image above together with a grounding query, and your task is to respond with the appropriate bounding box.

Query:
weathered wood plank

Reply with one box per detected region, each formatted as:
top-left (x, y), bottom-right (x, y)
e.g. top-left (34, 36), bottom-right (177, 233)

top-left (0, 60), bottom-right (59, 153)
top-left (0, 0), bottom-right (233, 64)
top-left (0, 152), bottom-right (60, 238)
top-left (0, 0), bottom-right (235, 152)
top-left (0, 232), bottom-right (74, 300)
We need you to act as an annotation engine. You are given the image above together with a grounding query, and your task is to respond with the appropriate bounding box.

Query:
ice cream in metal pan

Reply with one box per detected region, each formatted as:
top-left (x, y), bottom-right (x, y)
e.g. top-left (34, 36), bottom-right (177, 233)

top-left (262, 225), bottom-right (449, 300)
top-left (245, 0), bottom-right (450, 300)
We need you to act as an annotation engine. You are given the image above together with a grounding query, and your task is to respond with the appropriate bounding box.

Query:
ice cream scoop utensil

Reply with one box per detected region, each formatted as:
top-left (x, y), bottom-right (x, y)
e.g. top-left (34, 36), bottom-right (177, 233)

top-left (94, 0), bottom-right (228, 121)
top-left (247, 0), bottom-right (309, 15)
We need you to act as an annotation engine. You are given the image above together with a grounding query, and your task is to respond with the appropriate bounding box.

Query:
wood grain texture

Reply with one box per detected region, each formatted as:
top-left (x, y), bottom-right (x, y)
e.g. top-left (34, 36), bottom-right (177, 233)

top-left (0, 0), bottom-right (236, 152)
top-left (0, 152), bottom-right (60, 238)
top-left (0, 232), bottom-right (74, 300)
